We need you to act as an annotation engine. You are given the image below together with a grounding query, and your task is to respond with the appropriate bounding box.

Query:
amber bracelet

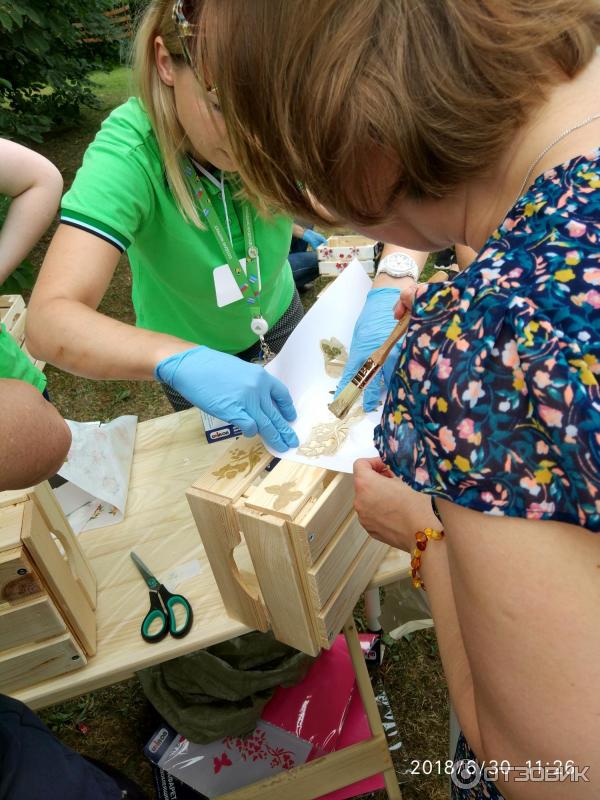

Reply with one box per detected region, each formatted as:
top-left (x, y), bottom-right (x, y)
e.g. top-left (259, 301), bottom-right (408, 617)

top-left (410, 527), bottom-right (445, 590)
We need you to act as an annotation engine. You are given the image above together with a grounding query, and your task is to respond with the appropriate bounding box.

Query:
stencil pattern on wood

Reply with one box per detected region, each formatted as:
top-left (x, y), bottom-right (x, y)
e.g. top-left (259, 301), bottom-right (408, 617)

top-left (211, 444), bottom-right (265, 480)
top-left (263, 482), bottom-right (303, 511)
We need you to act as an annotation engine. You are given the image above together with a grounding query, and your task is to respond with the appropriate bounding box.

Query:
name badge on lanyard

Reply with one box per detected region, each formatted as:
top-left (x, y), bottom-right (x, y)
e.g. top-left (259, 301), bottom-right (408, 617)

top-left (214, 258), bottom-right (247, 307)
top-left (186, 159), bottom-right (271, 346)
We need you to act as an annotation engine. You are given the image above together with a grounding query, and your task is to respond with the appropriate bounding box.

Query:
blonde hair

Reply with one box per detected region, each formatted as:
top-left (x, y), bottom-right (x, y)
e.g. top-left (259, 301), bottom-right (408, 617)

top-left (197, 0), bottom-right (600, 226)
top-left (133, 0), bottom-right (203, 225)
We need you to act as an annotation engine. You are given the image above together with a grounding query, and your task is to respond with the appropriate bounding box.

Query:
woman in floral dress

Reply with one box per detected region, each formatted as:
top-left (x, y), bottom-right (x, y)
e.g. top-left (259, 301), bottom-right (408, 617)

top-left (186, 0), bottom-right (600, 796)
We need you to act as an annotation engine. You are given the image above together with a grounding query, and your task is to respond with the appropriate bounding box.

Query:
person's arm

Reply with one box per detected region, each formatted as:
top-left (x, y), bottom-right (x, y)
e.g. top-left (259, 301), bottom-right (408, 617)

top-left (354, 460), bottom-right (600, 799)
top-left (26, 225), bottom-right (194, 379)
top-left (455, 243), bottom-right (477, 271)
top-left (291, 222), bottom-right (327, 249)
top-left (371, 243), bottom-right (428, 290)
top-left (26, 225), bottom-right (298, 452)
top-left (427, 503), bottom-right (599, 799)
top-left (0, 379), bottom-right (72, 490)
top-left (0, 139), bottom-right (63, 285)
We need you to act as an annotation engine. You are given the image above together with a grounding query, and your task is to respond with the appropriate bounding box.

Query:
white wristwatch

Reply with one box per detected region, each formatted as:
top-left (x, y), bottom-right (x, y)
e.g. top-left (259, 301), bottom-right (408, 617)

top-left (376, 252), bottom-right (420, 281)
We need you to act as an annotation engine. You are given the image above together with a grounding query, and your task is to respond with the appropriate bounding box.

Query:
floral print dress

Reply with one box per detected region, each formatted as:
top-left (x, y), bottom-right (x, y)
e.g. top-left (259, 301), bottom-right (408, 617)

top-left (375, 149), bottom-right (600, 799)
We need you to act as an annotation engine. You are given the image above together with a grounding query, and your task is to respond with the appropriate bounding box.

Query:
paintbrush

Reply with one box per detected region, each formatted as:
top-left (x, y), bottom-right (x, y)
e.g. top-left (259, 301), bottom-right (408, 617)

top-left (328, 313), bottom-right (410, 420)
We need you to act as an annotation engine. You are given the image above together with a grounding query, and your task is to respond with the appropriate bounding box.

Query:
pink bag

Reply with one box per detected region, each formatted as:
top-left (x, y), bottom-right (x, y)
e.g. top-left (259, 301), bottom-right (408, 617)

top-left (262, 635), bottom-right (355, 757)
top-left (262, 634), bottom-right (387, 799)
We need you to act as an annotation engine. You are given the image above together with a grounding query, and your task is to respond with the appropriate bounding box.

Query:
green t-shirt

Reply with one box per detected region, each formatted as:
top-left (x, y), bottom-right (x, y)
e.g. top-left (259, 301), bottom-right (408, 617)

top-left (61, 98), bottom-right (295, 354)
top-left (0, 325), bottom-right (46, 392)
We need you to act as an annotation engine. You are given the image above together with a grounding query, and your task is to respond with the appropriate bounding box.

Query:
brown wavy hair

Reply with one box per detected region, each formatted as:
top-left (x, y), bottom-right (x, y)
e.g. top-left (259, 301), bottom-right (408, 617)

top-left (195, 0), bottom-right (600, 225)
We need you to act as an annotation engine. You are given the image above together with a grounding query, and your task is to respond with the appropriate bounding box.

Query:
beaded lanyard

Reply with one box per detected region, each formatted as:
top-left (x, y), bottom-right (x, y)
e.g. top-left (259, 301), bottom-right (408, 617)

top-left (184, 161), bottom-right (274, 361)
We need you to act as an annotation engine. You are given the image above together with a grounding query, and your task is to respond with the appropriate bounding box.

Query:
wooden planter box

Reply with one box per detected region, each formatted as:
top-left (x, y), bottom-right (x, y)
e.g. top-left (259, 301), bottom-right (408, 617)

top-left (0, 483), bottom-right (96, 693)
top-left (187, 439), bottom-right (387, 656)
top-left (319, 259), bottom-right (375, 277)
top-left (317, 236), bottom-right (377, 279)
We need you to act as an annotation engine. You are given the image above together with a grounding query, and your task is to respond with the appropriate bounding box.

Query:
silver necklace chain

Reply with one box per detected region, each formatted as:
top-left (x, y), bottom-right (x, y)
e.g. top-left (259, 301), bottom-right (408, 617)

top-left (511, 112), bottom-right (600, 213)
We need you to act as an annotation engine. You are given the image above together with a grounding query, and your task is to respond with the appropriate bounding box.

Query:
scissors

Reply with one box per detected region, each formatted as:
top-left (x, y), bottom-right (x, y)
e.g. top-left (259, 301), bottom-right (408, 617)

top-left (130, 551), bottom-right (194, 643)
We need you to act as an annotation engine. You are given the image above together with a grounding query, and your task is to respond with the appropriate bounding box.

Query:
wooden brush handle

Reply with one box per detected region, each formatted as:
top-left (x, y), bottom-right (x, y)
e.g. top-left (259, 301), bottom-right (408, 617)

top-left (369, 270), bottom-right (446, 366)
top-left (371, 314), bottom-right (410, 366)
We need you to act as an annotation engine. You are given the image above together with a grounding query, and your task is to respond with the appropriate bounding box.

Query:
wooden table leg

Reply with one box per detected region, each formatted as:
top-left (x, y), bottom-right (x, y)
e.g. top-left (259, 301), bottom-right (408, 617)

top-left (343, 617), bottom-right (403, 800)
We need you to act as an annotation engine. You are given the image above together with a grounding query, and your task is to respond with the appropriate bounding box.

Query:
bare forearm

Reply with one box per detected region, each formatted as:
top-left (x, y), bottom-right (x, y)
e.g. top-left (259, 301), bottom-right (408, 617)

top-left (0, 380), bottom-right (71, 490)
top-left (26, 298), bottom-right (195, 380)
top-left (0, 173), bottom-right (62, 284)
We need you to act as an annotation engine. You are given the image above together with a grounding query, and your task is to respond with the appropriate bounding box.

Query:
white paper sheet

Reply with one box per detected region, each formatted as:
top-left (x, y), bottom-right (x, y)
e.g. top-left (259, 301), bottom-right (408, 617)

top-left (56, 414), bottom-right (138, 533)
top-left (265, 259), bottom-right (381, 472)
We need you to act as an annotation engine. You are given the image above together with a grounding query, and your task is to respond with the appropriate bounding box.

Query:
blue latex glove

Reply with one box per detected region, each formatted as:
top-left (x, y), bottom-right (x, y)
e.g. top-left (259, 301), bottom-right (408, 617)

top-left (301, 229), bottom-right (327, 250)
top-left (155, 346), bottom-right (299, 452)
top-left (334, 288), bottom-right (401, 411)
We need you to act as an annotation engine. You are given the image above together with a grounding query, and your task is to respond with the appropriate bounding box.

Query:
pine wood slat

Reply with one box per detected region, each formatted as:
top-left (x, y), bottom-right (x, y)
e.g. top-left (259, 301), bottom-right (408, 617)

top-left (243, 459), bottom-right (329, 520)
top-left (315, 537), bottom-right (388, 647)
top-left (20, 500), bottom-right (96, 656)
top-left (0, 594), bottom-right (66, 651)
top-left (0, 632), bottom-right (85, 694)
top-left (290, 471), bottom-right (355, 564)
top-left (306, 512), bottom-right (368, 608)
top-left (237, 507), bottom-right (320, 656)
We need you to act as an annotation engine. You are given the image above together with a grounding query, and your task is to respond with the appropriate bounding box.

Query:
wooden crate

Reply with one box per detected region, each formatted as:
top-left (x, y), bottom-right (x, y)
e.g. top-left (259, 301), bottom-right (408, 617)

top-left (0, 482), bottom-right (97, 693)
top-left (317, 235), bottom-right (377, 279)
top-left (319, 259), bottom-right (375, 277)
top-left (187, 439), bottom-right (388, 656)
top-left (0, 294), bottom-right (45, 371)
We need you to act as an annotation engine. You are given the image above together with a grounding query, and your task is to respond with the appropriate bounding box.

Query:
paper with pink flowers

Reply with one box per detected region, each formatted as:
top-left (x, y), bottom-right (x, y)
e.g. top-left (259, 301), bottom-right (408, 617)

top-left (54, 415), bottom-right (137, 533)
top-left (157, 720), bottom-right (312, 797)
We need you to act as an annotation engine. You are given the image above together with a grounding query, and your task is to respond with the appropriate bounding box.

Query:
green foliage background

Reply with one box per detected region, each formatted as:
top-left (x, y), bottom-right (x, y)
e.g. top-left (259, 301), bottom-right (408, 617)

top-left (0, 0), bottom-right (122, 142)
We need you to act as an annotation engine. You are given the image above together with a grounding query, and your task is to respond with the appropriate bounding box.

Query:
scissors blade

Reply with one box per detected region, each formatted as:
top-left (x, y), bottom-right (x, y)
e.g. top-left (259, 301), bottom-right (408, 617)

top-left (130, 551), bottom-right (160, 589)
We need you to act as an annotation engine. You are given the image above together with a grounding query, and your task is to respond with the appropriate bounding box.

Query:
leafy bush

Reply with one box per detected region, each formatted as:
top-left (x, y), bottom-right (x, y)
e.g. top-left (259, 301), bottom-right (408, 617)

top-left (0, 1), bottom-right (123, 142)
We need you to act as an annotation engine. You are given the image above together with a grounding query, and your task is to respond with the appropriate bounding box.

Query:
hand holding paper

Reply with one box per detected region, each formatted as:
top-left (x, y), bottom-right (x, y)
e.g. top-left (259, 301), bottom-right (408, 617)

top-left (155, 345), bottom-right (299, 452)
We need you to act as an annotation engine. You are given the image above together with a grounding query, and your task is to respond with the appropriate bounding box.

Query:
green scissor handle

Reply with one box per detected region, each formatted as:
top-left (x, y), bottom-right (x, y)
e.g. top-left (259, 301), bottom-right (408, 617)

top-left (131, 551), bottom-right (194, 644)
top-left (141, 585), bottom-right (194, 643)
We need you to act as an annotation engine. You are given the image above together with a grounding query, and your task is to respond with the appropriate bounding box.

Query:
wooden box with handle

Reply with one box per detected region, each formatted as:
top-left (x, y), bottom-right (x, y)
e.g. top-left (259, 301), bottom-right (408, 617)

top-left (0, 482), bottom-right (96, 693)
top-left (187, 438), bottom-right (388, 656)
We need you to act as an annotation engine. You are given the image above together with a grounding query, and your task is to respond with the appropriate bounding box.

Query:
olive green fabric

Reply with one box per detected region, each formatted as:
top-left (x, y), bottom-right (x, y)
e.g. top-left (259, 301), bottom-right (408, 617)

top-left (0, 324), bottom-right (46, 392)
top-left (136, 631), bottom-right (314, 744)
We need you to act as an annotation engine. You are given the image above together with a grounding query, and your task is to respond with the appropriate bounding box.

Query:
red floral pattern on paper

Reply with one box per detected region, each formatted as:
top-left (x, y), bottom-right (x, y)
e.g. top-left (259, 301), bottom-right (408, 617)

top-left (223, 729), bottom-right (297, 771)
top-left (213, 752), bottom-right (232, 774)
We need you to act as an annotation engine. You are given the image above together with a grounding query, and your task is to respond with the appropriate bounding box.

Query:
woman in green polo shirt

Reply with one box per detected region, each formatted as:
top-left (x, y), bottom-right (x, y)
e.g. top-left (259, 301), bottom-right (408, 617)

top-left (26, 0), bottom-right (300, 452)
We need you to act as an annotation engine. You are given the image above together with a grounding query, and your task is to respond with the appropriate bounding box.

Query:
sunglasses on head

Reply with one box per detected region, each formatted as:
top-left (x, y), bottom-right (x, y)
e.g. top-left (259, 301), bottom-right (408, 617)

top-left (172, 0), bottom-right (196, 64)
top-left (171, 0), bottom-right (218, 98)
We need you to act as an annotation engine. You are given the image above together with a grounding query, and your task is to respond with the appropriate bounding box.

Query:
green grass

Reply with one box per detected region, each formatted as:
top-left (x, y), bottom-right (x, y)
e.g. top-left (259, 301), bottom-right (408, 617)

top-left (23, 66), bottom-right (450, 800)
top-left (90, 65), bottom-right (135, 103)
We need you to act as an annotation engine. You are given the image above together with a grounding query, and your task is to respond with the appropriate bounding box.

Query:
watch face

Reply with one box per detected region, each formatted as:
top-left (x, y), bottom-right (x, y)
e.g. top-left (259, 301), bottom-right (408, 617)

top-left (379, 254), bottom-right (419, 279)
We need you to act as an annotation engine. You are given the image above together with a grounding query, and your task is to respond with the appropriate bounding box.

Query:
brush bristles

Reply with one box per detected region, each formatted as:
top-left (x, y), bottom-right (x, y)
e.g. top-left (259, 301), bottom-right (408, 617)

top-left (328, 382), bottom-right (363, 420)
